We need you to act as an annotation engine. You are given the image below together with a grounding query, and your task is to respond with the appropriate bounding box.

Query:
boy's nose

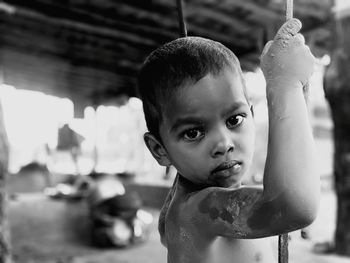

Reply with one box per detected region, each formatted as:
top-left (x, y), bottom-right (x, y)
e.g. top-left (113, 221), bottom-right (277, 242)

top-left (211, 129), bottom-right (234, 157)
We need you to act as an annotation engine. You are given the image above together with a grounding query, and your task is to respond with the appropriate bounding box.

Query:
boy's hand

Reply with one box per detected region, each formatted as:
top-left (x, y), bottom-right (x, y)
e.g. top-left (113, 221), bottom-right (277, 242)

top-left (260, 18), bottom-right (315, 89)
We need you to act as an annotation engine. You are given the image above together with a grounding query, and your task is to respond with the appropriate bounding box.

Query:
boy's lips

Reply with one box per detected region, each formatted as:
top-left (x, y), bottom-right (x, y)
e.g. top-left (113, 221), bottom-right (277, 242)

top-left (211, 160), bottom-right (242, 179)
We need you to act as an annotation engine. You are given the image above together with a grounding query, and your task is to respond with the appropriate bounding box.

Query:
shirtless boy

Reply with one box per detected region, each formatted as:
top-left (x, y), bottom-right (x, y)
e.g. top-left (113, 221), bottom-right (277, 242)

top-left (137, 18), bottom-right (319, 263)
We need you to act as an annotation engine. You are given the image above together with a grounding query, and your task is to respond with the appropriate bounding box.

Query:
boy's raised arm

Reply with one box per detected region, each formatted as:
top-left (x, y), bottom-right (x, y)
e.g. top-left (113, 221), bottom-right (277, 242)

top-left (184, 19), bottom-right (319, 239)
top-left (259, 18), bottom-right (319, 227)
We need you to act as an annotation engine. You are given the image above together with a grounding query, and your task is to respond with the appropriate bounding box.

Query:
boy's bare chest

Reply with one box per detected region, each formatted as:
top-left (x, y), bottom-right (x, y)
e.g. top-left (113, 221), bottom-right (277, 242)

top-left (208, 237), bottom-right (276, 263)
top-left (167, 225), bottom-right (276, 263)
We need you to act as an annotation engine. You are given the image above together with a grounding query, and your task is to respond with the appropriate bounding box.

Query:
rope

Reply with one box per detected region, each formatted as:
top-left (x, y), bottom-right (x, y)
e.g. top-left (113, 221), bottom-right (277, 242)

top-left (278, 234), bottom-right (289, 263)
top-left (279, 2), bottom-right (293, 262)
top-left (286, 0), bottom-right (293, 21)
top-left (176, 0), bottom-right (187, 37)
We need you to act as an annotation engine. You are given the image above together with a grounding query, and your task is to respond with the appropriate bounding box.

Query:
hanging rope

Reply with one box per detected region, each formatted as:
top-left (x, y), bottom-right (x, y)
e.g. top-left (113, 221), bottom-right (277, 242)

top-left (278, 233), bottom-right (289, 263)
top-left (278, 3), bottom-right (293, 263)
top-left (286, 0), bottom-right (293, 21)
top-left (176, 0), bottom-right (187, 37)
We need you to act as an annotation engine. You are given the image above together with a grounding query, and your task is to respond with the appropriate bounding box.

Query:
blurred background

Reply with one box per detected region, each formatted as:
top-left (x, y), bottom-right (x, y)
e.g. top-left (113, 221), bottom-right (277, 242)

top-left (0, 0), bottom-right (350, 262)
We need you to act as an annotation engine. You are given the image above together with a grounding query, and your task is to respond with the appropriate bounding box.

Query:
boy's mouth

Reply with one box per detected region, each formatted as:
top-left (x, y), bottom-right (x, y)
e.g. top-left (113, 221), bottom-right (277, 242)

top-left (211, 160), bottom-right (242, 179)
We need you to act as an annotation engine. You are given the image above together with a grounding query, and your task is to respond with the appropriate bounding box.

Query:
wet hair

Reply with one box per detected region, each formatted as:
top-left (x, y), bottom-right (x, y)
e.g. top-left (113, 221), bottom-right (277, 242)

top-left (137, 36), bottom-right (248, 139)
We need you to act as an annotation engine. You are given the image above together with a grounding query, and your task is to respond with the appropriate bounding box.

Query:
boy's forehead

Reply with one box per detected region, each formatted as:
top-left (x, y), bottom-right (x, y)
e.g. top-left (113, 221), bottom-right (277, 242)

top-left (160, 69), bottom-right (248, 125)
top-left (172, 68), bottom-right (245, 101)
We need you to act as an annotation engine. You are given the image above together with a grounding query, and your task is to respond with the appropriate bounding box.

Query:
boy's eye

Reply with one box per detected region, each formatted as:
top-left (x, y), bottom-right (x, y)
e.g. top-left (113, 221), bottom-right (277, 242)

top-left (226, 115), bottom-right (244, 128)
top-left (182, 128), bottom-right (204, 141)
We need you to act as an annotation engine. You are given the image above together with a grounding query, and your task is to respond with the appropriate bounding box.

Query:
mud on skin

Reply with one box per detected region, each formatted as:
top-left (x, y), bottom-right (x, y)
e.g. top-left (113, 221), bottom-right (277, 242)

top-left (198, 189), bottom-right (296, 235)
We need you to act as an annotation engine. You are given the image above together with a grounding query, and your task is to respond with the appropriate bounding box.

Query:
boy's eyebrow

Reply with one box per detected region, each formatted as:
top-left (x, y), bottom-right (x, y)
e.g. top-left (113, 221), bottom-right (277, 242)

top-left (223, 101), bottom-right (248, 116)
top-left (170, 117), bottom-right (203, 132)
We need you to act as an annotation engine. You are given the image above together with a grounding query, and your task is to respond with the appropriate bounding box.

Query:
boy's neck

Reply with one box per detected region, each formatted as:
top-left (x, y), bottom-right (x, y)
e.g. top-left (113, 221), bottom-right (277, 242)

top-left (178, 174), bottom-right (213, 192)
top-left (177, 173), bottom-right (243, 191)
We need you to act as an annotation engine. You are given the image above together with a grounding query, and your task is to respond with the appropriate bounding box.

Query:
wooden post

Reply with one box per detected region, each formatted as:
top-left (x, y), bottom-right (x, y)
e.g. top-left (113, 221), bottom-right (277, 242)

top-left (0, 98), bottom-right (11, 262)
top-left (324, 9), bottom-right (350, 256)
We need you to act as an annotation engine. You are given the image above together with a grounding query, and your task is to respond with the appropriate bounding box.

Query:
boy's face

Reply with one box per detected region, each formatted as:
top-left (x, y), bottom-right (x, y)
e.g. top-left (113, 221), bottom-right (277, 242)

top-left (146, 68), bottom-right (255, 188)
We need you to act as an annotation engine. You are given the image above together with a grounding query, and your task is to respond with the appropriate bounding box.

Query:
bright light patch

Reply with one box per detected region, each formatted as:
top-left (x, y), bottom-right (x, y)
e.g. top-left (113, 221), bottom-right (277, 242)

top-left (0, 84), bottom-right (74, 172)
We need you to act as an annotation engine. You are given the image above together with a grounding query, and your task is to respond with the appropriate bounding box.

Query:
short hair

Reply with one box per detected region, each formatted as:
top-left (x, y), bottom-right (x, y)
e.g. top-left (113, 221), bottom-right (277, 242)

top-left (137, 36), bottom-right (247, 139)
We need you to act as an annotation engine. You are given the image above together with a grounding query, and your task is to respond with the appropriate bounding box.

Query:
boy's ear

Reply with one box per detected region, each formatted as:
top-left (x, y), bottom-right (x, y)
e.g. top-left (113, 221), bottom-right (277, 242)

top-left (144, 132), bottom-right (171, 167)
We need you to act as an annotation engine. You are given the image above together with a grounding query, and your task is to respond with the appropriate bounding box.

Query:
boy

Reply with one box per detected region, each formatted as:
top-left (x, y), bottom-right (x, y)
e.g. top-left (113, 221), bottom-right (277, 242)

top-left (137, 18), bottom-right (319, 263)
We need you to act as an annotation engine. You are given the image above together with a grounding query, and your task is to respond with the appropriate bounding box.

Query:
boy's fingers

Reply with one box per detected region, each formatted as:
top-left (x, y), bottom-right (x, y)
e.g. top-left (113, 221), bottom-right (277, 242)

top-left (295, 33), bottom-right (305, 45)
top-left (274, 18), bottom-right (302, 40)
top-left (261, 40), bottom-right (273, 58)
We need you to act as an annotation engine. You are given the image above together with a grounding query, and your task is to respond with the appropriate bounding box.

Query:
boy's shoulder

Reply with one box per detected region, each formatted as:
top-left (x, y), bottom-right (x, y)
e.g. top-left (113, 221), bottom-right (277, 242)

top-left (158, 175), bottom-right (204, 246)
